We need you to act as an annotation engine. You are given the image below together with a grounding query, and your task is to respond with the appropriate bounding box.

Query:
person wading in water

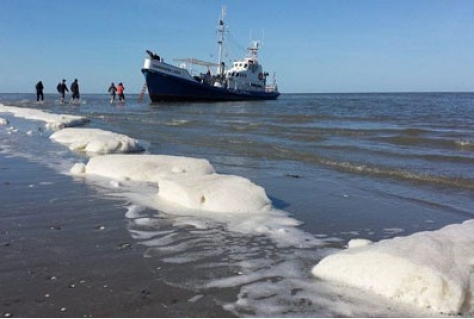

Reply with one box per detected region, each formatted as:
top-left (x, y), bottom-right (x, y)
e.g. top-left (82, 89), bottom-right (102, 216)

top-left (70, 79), bottom-right (80, 104)
top-left (117, 82), bottom-right (125, 102)
top-left (56, 79), bottom-right (68, 104)
top-left (35, 80), bottom-right (44, 102)
top-left (108, 82), bottom-right (117, 104)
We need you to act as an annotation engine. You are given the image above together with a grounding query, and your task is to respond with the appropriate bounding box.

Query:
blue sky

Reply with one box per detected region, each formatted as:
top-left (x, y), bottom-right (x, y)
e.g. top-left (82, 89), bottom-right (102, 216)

top-left (1, 0), bottom-right (474, 94)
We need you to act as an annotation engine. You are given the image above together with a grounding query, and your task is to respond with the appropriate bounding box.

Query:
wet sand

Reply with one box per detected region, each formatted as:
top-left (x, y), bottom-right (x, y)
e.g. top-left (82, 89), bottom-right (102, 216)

top-left (0, 153), bottom-right (234, 317)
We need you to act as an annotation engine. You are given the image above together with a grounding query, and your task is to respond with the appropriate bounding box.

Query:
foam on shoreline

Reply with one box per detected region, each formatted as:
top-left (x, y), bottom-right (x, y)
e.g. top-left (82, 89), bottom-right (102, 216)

top-left (312, 219), bottom-right (474, 314)
top-left (0, 104), bottom-right (89, 129)
top-left (75, 154), bottom-right (269, 213)
top-left (2, 103), bottom-right (474, 316)
top-left (50, 128), bottom-right (144, 155)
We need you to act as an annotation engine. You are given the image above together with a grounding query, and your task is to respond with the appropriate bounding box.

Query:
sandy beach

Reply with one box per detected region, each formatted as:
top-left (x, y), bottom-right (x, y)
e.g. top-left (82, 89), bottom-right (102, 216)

top-left (0, 153), bottom-right (234, 317)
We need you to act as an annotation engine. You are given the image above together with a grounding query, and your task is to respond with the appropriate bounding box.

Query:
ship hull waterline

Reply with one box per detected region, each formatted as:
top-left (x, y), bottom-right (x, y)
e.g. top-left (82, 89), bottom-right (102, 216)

top-left (142, 69), bottom-right (280, 102)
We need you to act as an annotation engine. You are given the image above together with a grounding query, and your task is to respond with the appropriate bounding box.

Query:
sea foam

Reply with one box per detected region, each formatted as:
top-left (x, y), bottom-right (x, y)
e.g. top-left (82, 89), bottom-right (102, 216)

top-left (312, 219), bottom-right (474, 314)
top-left (0, 104), bottom-right (89, 129)
top-left (50, 128), bottom-right (144, 155)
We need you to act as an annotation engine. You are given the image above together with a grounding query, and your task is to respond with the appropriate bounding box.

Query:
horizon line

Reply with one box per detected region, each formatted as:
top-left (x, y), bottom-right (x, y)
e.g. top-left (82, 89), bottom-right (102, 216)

top-left (1, 91), bottom-right (474, 95)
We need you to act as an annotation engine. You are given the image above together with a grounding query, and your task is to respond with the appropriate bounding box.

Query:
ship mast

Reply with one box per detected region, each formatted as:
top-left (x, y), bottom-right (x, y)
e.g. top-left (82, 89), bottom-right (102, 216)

top-left (217, 6), bottom-right (226, 76)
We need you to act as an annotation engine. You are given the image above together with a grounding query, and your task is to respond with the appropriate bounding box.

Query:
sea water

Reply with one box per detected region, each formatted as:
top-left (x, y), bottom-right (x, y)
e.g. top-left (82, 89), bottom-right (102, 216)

top-left (1, 92), bottom-right (474, 316)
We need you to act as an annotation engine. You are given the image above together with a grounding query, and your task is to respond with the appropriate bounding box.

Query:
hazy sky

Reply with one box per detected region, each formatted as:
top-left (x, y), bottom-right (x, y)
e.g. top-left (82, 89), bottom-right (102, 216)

top-left (1, 0), bottom-right (473, 93)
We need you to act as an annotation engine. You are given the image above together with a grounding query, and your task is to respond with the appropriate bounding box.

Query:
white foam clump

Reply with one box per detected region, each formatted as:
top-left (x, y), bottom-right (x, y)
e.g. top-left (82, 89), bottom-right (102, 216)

top-left (81, 154), bottom-right (215, 182)
top-left (50, 128), bottom-right (144, 154)
top-left (347, 238), bottom-right (372, 248)
top-left (78, 154), bottom-right (270, 214)
top-left (312, 219), bottom-right (474, 315)
top-left (0, 105), bottom-right (88, 129)
top-left (0, 118), bottom-right (8, 125)
top-left (158, 174), bottom-right (271, 213)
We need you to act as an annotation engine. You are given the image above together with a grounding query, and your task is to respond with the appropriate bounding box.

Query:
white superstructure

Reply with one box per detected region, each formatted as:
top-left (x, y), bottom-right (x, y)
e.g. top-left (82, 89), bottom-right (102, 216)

top-left (225, 41), bottom-right (278, 93)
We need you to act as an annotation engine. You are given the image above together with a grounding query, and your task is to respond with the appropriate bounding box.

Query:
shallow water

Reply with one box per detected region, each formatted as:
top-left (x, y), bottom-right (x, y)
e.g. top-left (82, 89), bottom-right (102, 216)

top-left (1, 92), bottom-right (473, 316)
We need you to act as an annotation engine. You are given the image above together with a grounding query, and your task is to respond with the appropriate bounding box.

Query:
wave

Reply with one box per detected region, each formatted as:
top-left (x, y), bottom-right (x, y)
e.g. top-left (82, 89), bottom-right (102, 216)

top-left (317, 157), bottom-right (474, 191)
top-left (374, 135), bottom-right (474, 152)
top-left (212, 134), bottom-right (474, 191)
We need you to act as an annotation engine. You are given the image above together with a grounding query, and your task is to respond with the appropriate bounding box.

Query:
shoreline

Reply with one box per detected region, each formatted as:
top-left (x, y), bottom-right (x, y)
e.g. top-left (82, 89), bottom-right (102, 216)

top-left (0, 153), bottom-right (234, 317)
top-left (2, 93), bottom-right (474, 316)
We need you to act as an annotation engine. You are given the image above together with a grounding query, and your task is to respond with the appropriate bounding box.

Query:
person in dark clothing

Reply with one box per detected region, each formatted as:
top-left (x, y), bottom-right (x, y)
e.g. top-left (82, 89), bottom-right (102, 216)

top-left (70, 79), bottom-right (80, 104)
top-left (35, 81), bottom-right (44, 101)
top-left (108, 82), bottom-right (117, 104)
top-left (57, 79), bottom-right (69, 104)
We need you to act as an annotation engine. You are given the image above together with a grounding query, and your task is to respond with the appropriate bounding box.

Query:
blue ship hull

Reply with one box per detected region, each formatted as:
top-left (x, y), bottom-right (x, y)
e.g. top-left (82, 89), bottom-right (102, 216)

top-left (142, 68), bottom-right (280, 102)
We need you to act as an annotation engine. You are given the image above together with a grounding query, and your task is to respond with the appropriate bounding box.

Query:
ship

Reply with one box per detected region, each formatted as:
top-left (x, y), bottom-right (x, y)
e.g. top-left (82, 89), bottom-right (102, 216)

top-left (141, 7), bottom-right (279, 102)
